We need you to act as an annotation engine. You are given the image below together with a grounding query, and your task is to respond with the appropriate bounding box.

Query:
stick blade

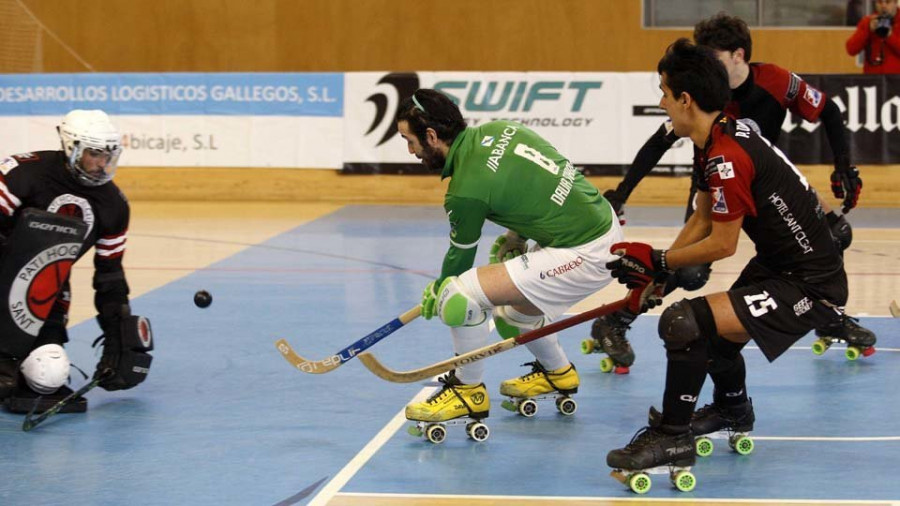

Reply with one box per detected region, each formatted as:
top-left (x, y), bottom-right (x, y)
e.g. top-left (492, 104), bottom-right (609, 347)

top-left (275, 339), bottom-right (340, 374)
top-left (890, 300), bottom-right (900, 318)
top-left (357, 352), bottom-right (423, 383)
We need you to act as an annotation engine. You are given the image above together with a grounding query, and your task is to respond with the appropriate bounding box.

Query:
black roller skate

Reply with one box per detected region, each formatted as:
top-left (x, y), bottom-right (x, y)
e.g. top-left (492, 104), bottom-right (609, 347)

top-left (581, 311), bottom-right (636, 374)
top-left (692, 398), bottom-right (755, 457)
top-left (812, 315), bottom-right (876, 361)
top-left (607, 407), bottom-right (697, 494)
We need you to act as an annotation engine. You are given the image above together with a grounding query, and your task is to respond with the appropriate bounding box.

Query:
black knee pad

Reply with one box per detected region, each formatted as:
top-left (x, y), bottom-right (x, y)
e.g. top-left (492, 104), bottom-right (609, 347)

top-left (658, 297), bottom-right (717, 352)
top-left (674, 263), bottom-right (711, 291)
top-left (707, 333), bottom-right (746, 375)
top-left (829, 213), bottom-right (852, 251)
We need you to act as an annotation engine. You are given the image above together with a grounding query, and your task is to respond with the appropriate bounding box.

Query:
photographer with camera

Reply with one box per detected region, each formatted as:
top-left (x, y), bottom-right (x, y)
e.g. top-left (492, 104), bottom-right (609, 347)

top-left (847, 0), bottom-right (900, 73)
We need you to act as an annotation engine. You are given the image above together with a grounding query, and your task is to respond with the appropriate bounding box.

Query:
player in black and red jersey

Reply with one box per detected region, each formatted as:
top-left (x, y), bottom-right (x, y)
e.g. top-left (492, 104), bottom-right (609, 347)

top-left (588, 13), bottom-right (871, 373)
top-left (605, 39), bottom-right (851, 490)
top-left (0, 110), bottom-right (153, 414)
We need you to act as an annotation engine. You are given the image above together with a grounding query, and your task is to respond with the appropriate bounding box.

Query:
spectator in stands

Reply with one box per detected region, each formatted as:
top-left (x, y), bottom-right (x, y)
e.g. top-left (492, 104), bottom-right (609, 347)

top-left (847, 0), bottom-right (900, 73)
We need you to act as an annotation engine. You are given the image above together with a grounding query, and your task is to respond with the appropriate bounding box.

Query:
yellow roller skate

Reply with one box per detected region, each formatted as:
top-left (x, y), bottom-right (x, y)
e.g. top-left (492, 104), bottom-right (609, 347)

top-left (500, 361), bottom-right (579, 417)
top-left (405, 371), bottom-right (490, 444)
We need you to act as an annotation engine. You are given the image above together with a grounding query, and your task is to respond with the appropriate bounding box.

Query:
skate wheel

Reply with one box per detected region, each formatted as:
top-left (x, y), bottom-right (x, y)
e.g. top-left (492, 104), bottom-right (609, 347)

top-left (500, 399), bottom-right (517, 412)
top-left (671, 470), bottom-right (696, 492)
top-left (599, 357), bottom-right (614, 373)
top-left (862, 346), bottom-right (876, 357)
top-left (466, 421), bottom-right (490, 442)
top-left (695, 436), bottom-right (714, 457)
top-left (729, 434), bottom-right (754, 455)
top-left (425, 424), bottom-right (446, 444)
top-left (517, 399), bottom-right (538, 417)
top-left (556, 397), bottom-right (577, 416)
top-left (628, 472), bottom-right (652, 494)
top-left (811, 339), bottom-right (829, 355)
top-left (407, 425), bottom-right (424, 437)
top-left (845, 346), bottom-right (860, 361)
top-left (613, 365), bottom-right (629, 375)
top-left (580, 339), bottom-right (595, 354)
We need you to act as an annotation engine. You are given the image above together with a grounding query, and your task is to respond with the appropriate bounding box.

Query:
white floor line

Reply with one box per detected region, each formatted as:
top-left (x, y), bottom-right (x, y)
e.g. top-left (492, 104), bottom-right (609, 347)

top-left (706, 433), bottom-right (900, 442)
top-left (307, 383), bottom-right (439, 506)
top-left (335, 492), bottom-right (900, 504)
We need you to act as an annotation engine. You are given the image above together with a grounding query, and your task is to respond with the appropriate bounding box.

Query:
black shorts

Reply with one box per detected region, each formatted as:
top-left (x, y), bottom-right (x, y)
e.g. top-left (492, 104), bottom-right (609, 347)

top-left (727, 261), bottom-right (848, 362)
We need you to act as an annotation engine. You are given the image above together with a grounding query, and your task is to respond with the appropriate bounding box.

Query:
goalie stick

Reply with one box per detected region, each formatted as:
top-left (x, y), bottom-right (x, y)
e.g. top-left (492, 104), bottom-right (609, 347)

top-left (276, 305), bottom-right (421, 374)
top-left (358, 297), bottom-right (629, 383)
top-left (22, 369), bottom-right (114, 432)
top-left (891, 300), bottom-right (899, 318)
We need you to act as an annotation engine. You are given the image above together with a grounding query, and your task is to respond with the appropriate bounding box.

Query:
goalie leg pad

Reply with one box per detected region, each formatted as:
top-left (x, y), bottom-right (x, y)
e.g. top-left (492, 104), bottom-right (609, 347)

top-left (436, 271), bottom-right (491, 328)
top-left (493, 305), bottom-right (545, 339)
top-left (20, 344), bottom-right (70, 394)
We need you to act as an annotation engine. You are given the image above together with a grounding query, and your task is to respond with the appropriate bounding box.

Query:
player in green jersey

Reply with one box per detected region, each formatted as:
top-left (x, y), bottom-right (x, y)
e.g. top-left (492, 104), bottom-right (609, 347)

top-left (396, 89), bottom-right (627, 430)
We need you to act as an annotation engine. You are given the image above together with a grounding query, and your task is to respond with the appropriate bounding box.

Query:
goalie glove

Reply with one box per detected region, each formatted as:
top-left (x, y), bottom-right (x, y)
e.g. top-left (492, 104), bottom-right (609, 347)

top-left (93, 304), bottom-right (154, 391)
top-left (421, 281), bottom-right (438, 320)
top-left (489, 233), bottom-right (527, 264)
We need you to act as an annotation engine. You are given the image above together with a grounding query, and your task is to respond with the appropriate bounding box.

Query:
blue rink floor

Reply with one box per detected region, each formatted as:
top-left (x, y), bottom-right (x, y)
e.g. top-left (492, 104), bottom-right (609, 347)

top-left (1, 205), bottom-right (898, 505)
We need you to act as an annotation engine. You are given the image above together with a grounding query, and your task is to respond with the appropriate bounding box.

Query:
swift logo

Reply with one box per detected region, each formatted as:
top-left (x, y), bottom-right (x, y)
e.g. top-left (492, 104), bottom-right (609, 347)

top-left (364, 73), bottom-right (421, 146)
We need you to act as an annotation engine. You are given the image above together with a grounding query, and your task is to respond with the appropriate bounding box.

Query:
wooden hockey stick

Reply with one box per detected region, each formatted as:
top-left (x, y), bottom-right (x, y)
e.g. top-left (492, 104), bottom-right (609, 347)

top-left (22, 369), bottom-right (114, 432)
top-left (275, 305), bottom-right (421, 374)
top-left (890, 300), bottom-right (899, 318)
top-left (358, 297), bottom-right (629, 383)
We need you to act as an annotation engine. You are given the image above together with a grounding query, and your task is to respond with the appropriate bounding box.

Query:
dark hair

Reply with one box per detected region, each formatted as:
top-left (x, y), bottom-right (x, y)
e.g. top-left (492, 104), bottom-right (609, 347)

top-left (694, 12), bottom-right (753, 62)
top-left (396, 88), bottom-right (467, 144)
top-left (657, 38), bottom-right (730, 113)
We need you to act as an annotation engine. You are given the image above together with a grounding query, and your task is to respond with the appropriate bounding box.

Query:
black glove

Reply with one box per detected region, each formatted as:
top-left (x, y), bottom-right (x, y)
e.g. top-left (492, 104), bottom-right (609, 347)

top-left (603, 189), bottom-right (627, 225)
top-left (94, 304), bottom-right (154, 391)
top-left (830, 166), bottom-right (862, 214)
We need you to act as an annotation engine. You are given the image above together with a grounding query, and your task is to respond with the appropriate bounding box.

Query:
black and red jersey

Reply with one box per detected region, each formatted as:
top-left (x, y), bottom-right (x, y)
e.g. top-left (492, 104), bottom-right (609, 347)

top-left (693, 115), bottom-right (840, 280)
top-left (724, 63), bottom-right (825, 144)
top-left (0, 150), bottom-right (129, 273)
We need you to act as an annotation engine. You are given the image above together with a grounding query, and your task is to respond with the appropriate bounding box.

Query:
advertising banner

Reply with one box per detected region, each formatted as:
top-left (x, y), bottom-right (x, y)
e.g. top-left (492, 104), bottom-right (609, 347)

top-left (0, 73), bottom-right (344, 168)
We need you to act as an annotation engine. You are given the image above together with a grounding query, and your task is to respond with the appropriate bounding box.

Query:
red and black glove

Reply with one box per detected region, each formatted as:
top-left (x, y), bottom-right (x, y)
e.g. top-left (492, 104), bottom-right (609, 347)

top-left (606, 242), bottom-right (667, 289)
top-left (830, 166), bottom-right (862, 214)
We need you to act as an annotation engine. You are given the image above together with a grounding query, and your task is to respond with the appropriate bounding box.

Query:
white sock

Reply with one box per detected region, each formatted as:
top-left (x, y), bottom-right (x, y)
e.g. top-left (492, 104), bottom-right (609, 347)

top-left (450, 319), bottom-right (491, 384)
top-left (524, 332), bottom-right (569, 371)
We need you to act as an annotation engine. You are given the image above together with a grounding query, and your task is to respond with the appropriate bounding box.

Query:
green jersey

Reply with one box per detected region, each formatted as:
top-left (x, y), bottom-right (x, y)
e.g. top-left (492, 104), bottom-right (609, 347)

top-left (438, 120), bottom-right (613, 282)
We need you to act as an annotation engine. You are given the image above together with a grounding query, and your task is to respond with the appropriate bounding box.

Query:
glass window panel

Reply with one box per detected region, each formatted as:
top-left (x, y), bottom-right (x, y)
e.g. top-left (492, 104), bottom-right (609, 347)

top-left (762, 0), bottom-right (849, 26)
top-left (645, 0), bottom-right (758, 27)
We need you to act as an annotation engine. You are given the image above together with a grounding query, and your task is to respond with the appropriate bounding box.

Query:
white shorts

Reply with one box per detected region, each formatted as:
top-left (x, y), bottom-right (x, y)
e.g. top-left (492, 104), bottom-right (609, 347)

top-left (503, 219), bottom-right (625, 320)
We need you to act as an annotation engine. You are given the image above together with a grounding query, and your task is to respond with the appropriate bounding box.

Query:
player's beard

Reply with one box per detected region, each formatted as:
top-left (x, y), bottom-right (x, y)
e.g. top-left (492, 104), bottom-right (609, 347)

top-left (420, 143), bottom-right (446, 171)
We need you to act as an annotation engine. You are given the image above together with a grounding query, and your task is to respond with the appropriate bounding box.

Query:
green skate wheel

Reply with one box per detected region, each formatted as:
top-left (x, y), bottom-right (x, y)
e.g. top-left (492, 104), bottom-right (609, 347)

top-left (599, 357), bottom-right (614, 373)
top-left (730, 434), bottom-right (754, 455)
top-left (811, 339), bottom-right (829, 355)
top-left (628, 472), bottom-right (651, 494)
top-left (695, 436), bottom-right (714, 457)
top-left (671, 470), bottom-right (696, 492)
top-left (425, 424), bottom-right (446, 444)
top-left (407, 425), bottom-right (423, 437)
top-left (581, 339), bottom-right (595, 354)
top-left (845, 346), bottom-right (860, 361)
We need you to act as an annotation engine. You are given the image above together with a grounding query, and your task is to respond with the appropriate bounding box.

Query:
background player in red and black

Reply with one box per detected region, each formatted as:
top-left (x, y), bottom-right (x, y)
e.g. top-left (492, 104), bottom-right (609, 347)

top-left (606, 39), bottom-right (853, 479)
top-left (591, 13), bottom-right (871, 372)
top-left (0, 110), bottom-right (152, 411)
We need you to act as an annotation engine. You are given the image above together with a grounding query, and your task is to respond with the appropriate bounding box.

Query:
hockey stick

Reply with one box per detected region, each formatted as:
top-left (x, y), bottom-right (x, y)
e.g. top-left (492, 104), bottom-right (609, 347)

top-left (891, 300), bottom-right (900, 318)
top-left (358, 297), bottom-right (629, 383)
top-left (275, 305), bottom-right (421, 374)
top-left (22, 369), bottom-right (114, 432)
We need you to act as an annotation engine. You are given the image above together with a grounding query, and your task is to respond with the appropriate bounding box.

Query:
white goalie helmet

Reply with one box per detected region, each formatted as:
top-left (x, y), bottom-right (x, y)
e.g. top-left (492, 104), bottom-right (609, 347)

top-left (58, 109), bottom-right (123, 187)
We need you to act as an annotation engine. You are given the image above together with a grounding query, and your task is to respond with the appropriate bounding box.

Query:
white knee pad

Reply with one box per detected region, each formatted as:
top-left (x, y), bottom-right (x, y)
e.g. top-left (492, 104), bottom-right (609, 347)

top-left (20, 344), bottom-right (70, 394)
top-left (436, 270), bottom-right (491, 327)
top-left (493, 305), bottom-right (544, 339)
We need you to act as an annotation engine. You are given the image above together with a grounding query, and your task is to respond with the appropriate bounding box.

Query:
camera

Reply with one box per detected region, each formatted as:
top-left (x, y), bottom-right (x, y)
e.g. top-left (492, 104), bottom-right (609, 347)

top-left (874, 13), bottom-right (894, 38)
